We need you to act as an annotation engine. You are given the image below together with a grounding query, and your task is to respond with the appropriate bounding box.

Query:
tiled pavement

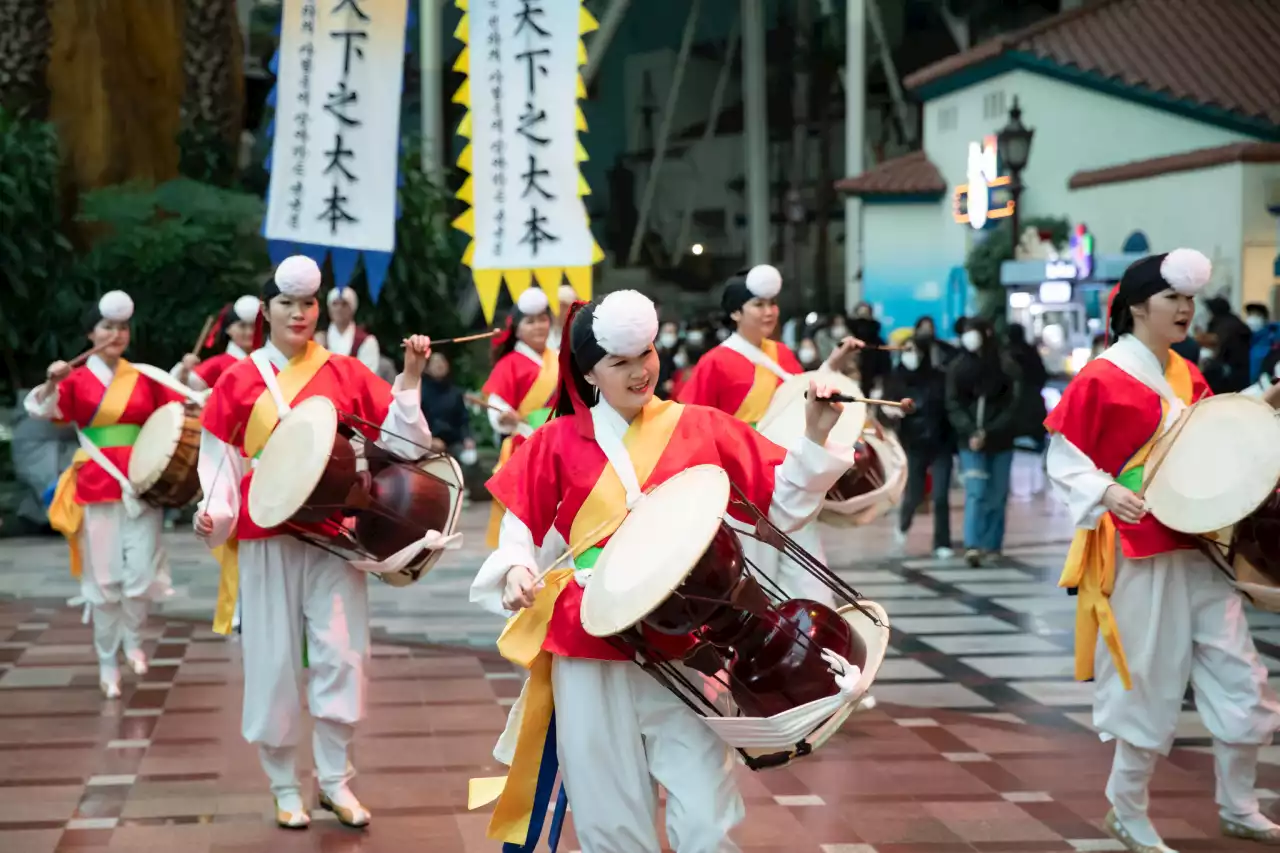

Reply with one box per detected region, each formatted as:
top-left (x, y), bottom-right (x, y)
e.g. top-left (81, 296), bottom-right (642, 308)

top-left (4, 461), bottom-right (1280, 851)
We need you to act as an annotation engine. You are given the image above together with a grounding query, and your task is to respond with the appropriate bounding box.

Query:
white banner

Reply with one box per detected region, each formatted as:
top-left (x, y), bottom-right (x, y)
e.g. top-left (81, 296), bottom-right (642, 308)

top-left (264, 0), bottom-right (407, 253)
top-left (464, 0), bottom-right (594, 271)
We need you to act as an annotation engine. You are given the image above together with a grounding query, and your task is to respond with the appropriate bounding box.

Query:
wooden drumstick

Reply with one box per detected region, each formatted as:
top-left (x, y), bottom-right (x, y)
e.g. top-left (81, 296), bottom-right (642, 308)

top-left (529, 508), bottom-right (631, 587)
top-left (66, 338), bottom-right (115, 369)
top-left (400, 329), bottom-right (501, 349)
top-left (805, 391), bottom-right (917, 413)
top-left (190, 315), bottom-right (215, 358)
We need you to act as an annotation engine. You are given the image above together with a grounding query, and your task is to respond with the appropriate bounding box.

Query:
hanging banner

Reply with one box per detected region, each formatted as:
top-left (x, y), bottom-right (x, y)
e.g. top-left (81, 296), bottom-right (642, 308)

top-left (263, 0), bottom-right (409, 298)
top-left (452, 0), bottom-right (604, 323)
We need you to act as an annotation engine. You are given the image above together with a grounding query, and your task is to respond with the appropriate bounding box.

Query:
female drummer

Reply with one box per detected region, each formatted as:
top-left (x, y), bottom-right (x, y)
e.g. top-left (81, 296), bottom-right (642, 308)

top-left (676, 264), bottom-right (860, 606)
top-left (482, 286), bottom-right (558, 547)
top-left (192, 255), bottom-right (434, 831)
top-left (25, 291), bottom-right (183, 698)
top-left (171, 295), bottom-right (261, 391)
top-left (1046, 248), bottom-right (1280, 851)
top-left (470, 289), bottom-right (856, 853)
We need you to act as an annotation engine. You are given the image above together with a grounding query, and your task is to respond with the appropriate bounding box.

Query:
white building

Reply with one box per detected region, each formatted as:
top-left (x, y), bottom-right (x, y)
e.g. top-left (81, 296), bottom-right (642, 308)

top-left (837, 0), bottom-right (1280, 341)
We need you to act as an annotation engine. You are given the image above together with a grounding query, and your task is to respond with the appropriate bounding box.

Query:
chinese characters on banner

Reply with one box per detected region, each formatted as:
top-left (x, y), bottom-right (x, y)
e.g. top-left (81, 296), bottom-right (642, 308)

top-left (264, 0), bottom-right (408, 297)
top-left (453, 0), bottom-right (604, 323)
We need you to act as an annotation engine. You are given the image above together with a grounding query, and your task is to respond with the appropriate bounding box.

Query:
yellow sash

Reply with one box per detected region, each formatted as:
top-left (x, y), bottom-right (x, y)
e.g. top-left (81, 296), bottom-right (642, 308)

top-left (732, 338), bottom-right (784, 424)
top-left (1057, 353), bottom-right (1193, 689)
top-left (212, 343), bottom-right (330, 635)
top-left (48, 361), bottom-right (140, 578)
top-left (473, 399), bottom-right (686, 844)
top-left (485, 348), bottom-right (561, 548)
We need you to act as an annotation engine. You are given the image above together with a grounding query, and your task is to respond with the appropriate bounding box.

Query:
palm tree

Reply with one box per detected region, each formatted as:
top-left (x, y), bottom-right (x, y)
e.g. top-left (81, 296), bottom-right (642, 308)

top-left (0, 0), bottom-right (54, 118)
top-left (179, 0), bottom-right (245, 185)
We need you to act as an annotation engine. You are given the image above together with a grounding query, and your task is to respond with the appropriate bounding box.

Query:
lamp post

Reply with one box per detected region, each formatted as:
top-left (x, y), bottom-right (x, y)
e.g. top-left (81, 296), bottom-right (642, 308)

top-left (997, 96), bottom-right (1034, 253)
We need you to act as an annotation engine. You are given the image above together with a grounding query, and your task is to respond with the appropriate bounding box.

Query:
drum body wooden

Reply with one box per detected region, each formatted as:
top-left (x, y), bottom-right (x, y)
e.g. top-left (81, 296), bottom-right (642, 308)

top-left (247, 397), bottom-right (461, 586)
top-left (820, 425), bottom-right (907, 527)
top-left (1217, 487), bottom-right (1280, 611)
top-left (128, 401), bottom-right (202, 508)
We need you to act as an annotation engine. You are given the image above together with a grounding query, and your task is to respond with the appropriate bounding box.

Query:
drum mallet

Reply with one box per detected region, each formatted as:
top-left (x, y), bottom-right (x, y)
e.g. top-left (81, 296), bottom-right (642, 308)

top-left (401, 329), bottom-right (502, 349)
top-left (806, 391), bottom-right (916, 414)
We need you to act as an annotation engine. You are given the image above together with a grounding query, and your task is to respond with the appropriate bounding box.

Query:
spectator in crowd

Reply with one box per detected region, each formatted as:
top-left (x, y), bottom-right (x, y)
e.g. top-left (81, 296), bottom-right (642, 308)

top-left (1201, 296), bottom-right (1252, 393)
top-left (913, 315), bottom-right (957, 368)
top-left (850, 302), bottom-right (890, 393)
top-left (796, 336), bottom-right (822, 371)
top-left (1005, 323), bottom-right (1049, 451)
top-left (1245, 302), bottom-right (1280, 384)
top-left (419, 351), bottom-right (477, 468)
top-left (946, 318), bottom-right (1022, 566)
top-left (656, 321), bottom-right (680, 398)
top-left (883, 335), bottom-right (954, 558)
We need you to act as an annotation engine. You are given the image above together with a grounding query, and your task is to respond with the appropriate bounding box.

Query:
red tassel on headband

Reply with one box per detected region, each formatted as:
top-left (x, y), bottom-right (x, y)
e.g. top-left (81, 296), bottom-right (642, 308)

top-left (490, 315), bottom-right (514, 360)
top-left (1104, 283), bottom-right (1121, 344)
top-left (551, 300), bottom-right (595, 439)
top-left (205, 304), bottom-right (233, 350)
top-left (251, 310), bottom-right (266, 351)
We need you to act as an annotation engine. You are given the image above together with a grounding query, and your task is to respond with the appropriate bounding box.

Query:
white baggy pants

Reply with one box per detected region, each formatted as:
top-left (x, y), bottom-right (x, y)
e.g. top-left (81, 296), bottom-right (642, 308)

top-left (1094, 548), bottom-right (1280, 753)
top-left (79, 502), bottom-right (171, 664)
top-left (552, 656), bottom-right (744, 853)
top-left (238, 536), bottom-right (370, 796)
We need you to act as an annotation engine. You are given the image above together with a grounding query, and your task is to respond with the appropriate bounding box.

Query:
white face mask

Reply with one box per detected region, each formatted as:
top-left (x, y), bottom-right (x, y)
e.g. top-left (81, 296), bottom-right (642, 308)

top-left (715, 328), bottom-right (730, 341)
top-left (672, 351), bottom-right (688, 369)
top-left (961, 330), bottom-right (983, 352)
top-left (1247, 315), bottom-right (1265, 332)
top-left (830, 324), bottom-right (848, 339)
top-left (1200, 347), bottom-right (1216, 362)
top-left (459, 447), bottom-right (478, 466)
top-left (658, 332), bottom-right (678, 349)
top-left (686, 331), bottom-right (704, 346)
top-left (798, 346), bottom-right (817, 363)
top-left (900, 350), bottom-right (920, 371)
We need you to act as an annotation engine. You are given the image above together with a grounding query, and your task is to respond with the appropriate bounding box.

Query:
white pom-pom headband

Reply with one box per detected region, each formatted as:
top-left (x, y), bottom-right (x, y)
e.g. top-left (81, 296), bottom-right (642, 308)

top-left (273, 255), bottom-right (322, 298)
top-left (1111, 248), bottom-right (1212, 338)
top-left (1160, 248), bottom-right (1212, 296)
top-left (515, 287), bottom-right (550, 316)
top-left (558, 284), bottom-right (578, 303)
top-left (97, 291), bottom-right (134, 323)
top-left (722, 264), bottom-right (783, 313)
top-left (570, 290), bottom-right (658, 371)
top-left (233, 295), bottom-right (261, 324)
top-left (326, 286), bottom-right (358, 310)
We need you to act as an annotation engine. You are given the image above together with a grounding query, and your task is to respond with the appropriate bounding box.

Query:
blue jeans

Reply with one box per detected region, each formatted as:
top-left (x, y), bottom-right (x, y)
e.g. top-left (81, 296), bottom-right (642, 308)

top-left (959, 449), bottom-right (1013, 552)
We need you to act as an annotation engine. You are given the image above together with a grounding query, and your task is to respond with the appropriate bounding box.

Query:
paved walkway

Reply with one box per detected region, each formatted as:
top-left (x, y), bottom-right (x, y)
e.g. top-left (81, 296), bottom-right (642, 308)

top-left (3, 463), bottom-right (1280, 851)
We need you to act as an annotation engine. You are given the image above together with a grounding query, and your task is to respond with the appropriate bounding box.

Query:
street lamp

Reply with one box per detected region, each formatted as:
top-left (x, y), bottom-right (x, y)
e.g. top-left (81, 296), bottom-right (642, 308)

top-left (997, 96), bottom-right (1034, 252)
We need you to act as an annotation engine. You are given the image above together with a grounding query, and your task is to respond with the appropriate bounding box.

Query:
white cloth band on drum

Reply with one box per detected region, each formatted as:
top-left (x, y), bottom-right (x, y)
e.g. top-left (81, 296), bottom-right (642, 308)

top-left (73, 425), bottom-right (143, 519)
top-left (132, 362), bottom-right (210, 407)
top-left (347, 529), bottom-right (462, 576)
top-left (720, 333), bottom-right (794, 382)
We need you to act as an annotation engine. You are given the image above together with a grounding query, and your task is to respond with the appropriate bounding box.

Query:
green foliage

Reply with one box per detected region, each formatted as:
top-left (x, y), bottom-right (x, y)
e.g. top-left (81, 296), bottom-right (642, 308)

top-left (75, 178), bottom-right (272, 363)
top-left (965, 215), bottom-right (1072, 326)
top-left (178, 124), bottom-right (237, 188)
top-left (0, 108), bottom-right (78, 392)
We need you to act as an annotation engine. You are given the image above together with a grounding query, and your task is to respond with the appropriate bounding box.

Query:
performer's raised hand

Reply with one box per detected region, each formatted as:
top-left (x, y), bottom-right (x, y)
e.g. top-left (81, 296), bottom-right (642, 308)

top-left (502, 565), bottom-right (542, 612)
top-left (400, 335), bottom-right (432, 391)
top-left (804, 379), bottom-right (845, 446)
top-left (46, 360), bottom-right (71, 384)
top-left (823, 335), bottom-right (865, 372)
top-left (1102, 484), bottom-right (1147, 525)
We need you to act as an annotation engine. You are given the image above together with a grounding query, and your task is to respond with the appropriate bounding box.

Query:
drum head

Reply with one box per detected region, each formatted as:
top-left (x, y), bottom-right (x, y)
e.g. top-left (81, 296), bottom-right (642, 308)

top-left (581, 465), bottom-right (731, 638)
top-left (757, 371), bottom-right (867, 450)
top-left (128, 402), bottom-right (187, 493)
top-left (247, 396), bottom-right (339, 529)
top-left (1143, 395), bottom-right (1280, 534)
top-left (378, 454), bottom-right (466, 587)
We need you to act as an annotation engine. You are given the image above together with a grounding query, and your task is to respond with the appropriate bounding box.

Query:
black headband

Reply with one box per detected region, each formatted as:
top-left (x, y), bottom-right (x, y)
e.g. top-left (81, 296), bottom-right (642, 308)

top-left (721, 268), bottom-right (753, 315)
top-left (1110, 253), bottom-right (1170, 339)
top-left (570, 303), bottom-right (607, 373)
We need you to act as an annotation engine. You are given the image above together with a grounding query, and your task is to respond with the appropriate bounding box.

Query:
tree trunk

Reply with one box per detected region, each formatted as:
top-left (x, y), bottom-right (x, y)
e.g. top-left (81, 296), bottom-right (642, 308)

top-left (0, 0), bottom-right (54, 119)
top-left (47, 0), bottom-right (185, 204)
top-left (180, 0), bottom-right (245, 186)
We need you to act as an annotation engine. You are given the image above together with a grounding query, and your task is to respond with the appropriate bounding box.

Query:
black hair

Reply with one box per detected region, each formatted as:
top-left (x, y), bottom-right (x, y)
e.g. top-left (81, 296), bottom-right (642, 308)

top-left (1246, 302), bottom-right (1270, 321)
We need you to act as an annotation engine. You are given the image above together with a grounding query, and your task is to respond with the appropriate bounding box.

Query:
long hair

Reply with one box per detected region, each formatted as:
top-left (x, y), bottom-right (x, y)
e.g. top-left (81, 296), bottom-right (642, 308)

top-left (490, 315), bottom-right (519, 364)
top-left (551, 301), bottom-right (597, 421)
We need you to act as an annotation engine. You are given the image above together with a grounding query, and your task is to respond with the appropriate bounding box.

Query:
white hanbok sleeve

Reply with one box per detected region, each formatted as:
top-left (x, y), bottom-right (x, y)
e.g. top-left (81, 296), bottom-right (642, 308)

top-left (357, 334), bottom-right (382, 375)
top-left (374, 375), bottom-right (433, 461)
top-left (168, 362), bottom-right (210, 392)
top-left (471, 511), bottom-right (542, 617)
top-left (487, 392), bottom-right (515, 435)
top-left (195, 429), bottom-right (244, 549)
top-left (23, 383), bottom-right (62, 420)
top-left (767, 437), bottom-right (856, 533)
top-left (1045, 432), bottom-right (1113, 530)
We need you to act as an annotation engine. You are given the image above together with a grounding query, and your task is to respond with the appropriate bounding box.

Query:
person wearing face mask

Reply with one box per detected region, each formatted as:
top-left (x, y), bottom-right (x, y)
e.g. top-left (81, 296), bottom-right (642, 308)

top-left (26, 291), bottom-right (187, 699)
top-left (419, 351), bottom-right (477, 467)
top-left (850, 303), bottom-right (890, 393)
top-left (171, 295), bottom-right (262, 390)
top-left (192, 256), bottom-right (436, 829)
top-left (797, 337), bottom-right (822, 371)
top-left (678, 265), bottom-right (862, 605)
top-left (945, 318), bottom-right (1022, 567)
top-left (1200, 296), bottom-right (1251, 394)
top-left (913, 315), bottom-right (956, 368)
top-left (1244, 303), bottom-right (1280, 384)
top-left (656, 321), bottom-right (680, 398)
top-left (482, 287), bottom-right (559, 547)
top-left (469, 289), bottom-right (856, 853)
top-left (1046, 249), bottom-right (1280, 852)
top-left (883, 337), bottom-right (955, 558)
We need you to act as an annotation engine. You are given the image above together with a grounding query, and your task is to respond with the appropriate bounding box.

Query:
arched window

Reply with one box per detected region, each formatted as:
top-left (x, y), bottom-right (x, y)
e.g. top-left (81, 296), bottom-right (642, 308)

top-left (1122, 231), bottom-right (1150, 254)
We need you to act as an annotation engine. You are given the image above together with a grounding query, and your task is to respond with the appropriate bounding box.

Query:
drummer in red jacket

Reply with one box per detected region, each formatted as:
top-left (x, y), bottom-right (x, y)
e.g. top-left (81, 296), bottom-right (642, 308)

top-left (192, 256), bottom-right (435, 831)
top-left (171, 294), bottom-right (261, 391)
top-left (469, 289), bottom-right (857, 852)
top-left (25, 291), bottom-right (185, 698)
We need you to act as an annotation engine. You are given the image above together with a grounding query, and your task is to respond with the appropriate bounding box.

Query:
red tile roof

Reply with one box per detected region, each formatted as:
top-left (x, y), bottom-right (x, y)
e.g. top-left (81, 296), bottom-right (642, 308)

top-left (904, 0), bottom-right (1280, 128)
top-left (1069, 141), bottom-right (1280, 189)
top-left (834, 151), bottom-right (947, 198)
